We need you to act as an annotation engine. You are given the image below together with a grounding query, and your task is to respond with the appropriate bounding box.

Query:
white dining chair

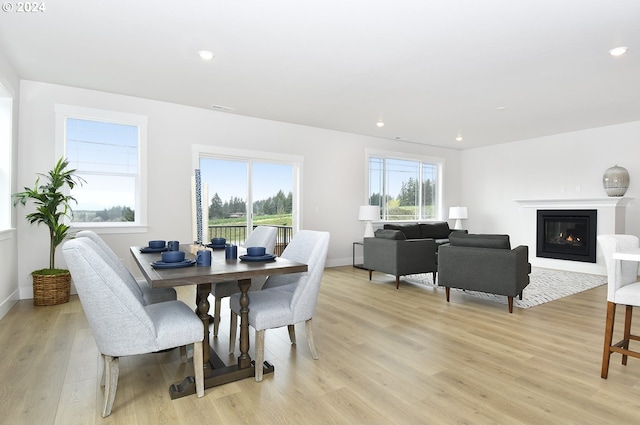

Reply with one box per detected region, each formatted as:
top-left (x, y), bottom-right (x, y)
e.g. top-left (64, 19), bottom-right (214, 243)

top-left (597, 234), bottom-right (640, 378)
top-left (62, 238), bottom-right (205, 417)
top-left (228, 230), bottom-right (330, 381)
top-left (75, 230), bottom-right (177, 305)
top-left (209, 226), bottom-right (278, 337)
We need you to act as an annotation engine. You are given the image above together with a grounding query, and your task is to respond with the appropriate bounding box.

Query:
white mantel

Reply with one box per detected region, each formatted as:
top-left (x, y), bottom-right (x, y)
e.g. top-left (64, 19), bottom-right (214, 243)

top-left (515, 197), bottom-right (633, 275)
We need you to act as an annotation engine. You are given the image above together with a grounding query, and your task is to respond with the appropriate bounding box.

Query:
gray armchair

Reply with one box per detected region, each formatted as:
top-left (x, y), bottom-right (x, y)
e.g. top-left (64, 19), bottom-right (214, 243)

top-left (62, 238), bottom-right (205, 416)
top-left (437, 233), bottom-right (530, 313)
top-left (363, 229), bottom-right (438, 289)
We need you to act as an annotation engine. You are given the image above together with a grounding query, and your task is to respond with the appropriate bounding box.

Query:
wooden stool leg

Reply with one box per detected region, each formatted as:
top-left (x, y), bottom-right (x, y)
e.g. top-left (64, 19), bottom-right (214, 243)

top-left (602, 301), bottom-right (616, 379)
top-left (445, 287), bottom-right (450, 302)
top-left (508, 296), bottom-right (513, 313)
top-left (395, 276), bottom-right (400, 289)
top-left (622, 305), bottom-right (633, 365)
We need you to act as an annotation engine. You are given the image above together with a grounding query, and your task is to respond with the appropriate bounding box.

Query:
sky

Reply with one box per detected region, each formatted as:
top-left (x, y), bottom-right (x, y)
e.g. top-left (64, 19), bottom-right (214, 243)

top-left (199, 158), bottom-right (293, 206)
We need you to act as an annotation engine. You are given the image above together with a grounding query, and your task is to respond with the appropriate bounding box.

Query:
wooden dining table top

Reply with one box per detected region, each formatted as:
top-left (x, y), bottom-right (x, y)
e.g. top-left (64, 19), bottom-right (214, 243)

top-left (130, 244), bottom-right (308, 289)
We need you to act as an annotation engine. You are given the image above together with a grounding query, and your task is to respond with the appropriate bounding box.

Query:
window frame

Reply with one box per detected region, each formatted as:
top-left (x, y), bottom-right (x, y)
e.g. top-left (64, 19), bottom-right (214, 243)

top-left (55, 104), bottom-right (148, 233)
top-left (0, 84), bottom-right (12, 236)
top-left (365, 148), bottom-right (444, 222)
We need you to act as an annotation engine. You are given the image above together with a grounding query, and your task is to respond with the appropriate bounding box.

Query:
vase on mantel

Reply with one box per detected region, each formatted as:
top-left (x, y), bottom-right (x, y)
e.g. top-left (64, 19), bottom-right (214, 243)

top-left (602, 165), bottom-right (629, 197)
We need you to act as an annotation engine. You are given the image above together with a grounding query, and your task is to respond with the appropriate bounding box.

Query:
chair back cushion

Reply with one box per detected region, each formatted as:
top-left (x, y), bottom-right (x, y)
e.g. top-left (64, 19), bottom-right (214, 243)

top-left (63, 238), bottom-right (158, 356)
top-left (76, 230), bottom-right (146, 305)
top-left (244, 226), bottom-right (278, 254)
top-left (262, 230), bottom-right (330, 323)
top-left (597, 234), bottom-right (640, 302)
top-left (449, 233), bottom-right (511, 250)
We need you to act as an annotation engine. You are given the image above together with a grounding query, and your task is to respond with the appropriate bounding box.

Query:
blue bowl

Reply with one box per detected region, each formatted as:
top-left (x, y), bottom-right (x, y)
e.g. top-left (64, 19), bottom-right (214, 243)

top-left (246, 246), bottom-right (266, 257)
top-left (161, 250), bottom-right (185, 263)
top-left (148, 240), bottom-right (166, 249)
top-left (211, 237), bottom-right (226, 246)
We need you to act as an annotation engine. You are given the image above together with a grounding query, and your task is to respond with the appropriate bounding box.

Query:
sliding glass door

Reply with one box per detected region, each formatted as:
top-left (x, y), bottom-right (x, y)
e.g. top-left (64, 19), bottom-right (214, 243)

top-left (198, 149), bottom-right (299, 252)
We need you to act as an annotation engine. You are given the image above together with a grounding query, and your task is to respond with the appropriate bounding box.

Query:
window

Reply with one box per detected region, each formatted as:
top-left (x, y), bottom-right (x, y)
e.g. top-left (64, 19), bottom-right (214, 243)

top-left (367, 150), bottom-right (443, 221)
top-left (193, 145), bottom-right (302, 246)
top-left (0, 84), bottom-right (12, 232)
top-left (55, 105), bottom-right (147, 229)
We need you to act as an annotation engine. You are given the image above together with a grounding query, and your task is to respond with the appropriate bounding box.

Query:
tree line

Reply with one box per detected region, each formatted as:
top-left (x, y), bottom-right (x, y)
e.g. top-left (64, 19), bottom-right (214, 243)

top-left (369, 178), bottom-right (435, 207)
top-left (209, 190), bottom-right (293, 219)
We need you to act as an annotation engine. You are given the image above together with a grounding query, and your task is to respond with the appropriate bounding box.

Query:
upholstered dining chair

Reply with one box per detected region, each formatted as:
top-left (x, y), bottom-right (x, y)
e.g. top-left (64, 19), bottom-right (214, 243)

top-left (76, 230), bottom-right (177, 305)
top-left (597, 234), bottom-right (640, 379)
top-left (228, 230), bottom-right (330, 381)
top-left (62, 238), bottom-right (205, 417)
top-left (210, 225), bottom-right (278, 337)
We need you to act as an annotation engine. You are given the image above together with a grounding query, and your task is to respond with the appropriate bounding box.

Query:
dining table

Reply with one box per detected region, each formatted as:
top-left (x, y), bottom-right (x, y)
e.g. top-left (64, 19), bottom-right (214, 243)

top-left (130, 244), bottom-right (308, 399)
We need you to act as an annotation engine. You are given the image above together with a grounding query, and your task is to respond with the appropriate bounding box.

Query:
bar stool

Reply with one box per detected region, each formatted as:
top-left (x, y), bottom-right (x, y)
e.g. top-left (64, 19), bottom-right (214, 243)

top-left (597, 234), bottom-right (640, 378)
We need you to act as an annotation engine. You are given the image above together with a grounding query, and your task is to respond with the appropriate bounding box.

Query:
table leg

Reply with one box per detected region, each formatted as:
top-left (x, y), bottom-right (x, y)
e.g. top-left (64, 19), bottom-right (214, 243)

top-left (196, 283), bottom-right (212, 377)
top-left (169, 278), bottom-right (274, 399)
top-left (237, 278), bottom-right (252, 369)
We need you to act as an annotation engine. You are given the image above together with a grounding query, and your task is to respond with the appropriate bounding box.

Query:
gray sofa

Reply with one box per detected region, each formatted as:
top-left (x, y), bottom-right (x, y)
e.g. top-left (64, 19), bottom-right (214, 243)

top-left (363, 221), bottom-right (459, 289)
top-left (437, 233), bottom-right (530, 313)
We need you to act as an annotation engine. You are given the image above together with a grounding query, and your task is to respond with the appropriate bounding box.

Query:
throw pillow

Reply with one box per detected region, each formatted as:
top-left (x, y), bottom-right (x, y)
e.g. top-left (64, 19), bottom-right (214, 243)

top-left (383, 223), bottom-right (421, 239)
top-left (374, 229), bottom-right (407, 240)
top-left (419, 222), bottom-right (451, 239)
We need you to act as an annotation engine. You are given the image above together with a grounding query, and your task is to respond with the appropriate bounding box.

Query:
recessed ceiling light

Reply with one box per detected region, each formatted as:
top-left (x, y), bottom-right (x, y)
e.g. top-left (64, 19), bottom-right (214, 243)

top-left (376, 121), bottom-right (384, 128)
top-left (496, 106), bottom-right (507, 111)
top-left (609, 46), bottom-right (628, 57)
top-left (456, 134), bottom-right (463, 142)
top-left (198, 50), bottom-right (214, 61)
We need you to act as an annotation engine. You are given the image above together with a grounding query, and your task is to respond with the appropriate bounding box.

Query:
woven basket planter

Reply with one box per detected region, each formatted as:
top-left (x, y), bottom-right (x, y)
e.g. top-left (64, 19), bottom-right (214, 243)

top-left (32, 271), bottom-right (71, 306)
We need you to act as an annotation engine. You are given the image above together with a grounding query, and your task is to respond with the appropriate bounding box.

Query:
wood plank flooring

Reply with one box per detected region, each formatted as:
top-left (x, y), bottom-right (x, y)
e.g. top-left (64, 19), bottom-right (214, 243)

top-left (2, 265), bottom-right (640, 424)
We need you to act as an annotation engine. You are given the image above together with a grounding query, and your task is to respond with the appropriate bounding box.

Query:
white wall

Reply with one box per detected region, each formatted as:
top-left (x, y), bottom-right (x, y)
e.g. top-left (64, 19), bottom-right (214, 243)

top-left (16, 80), bottom-right (463, 298)
top-left (0, 50), bottom-right (20, 318)
top-left (461, 121), bottom-right (640, 274)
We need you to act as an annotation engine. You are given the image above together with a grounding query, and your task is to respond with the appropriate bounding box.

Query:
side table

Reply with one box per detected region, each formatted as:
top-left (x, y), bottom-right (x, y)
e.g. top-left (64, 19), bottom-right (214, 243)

top-left (352, 241), bottom-right (366, 269)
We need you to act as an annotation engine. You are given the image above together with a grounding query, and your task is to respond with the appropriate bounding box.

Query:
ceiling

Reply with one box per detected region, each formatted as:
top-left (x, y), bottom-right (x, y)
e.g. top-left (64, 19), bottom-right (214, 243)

top-left (1, 0), bottom-right (638, 150)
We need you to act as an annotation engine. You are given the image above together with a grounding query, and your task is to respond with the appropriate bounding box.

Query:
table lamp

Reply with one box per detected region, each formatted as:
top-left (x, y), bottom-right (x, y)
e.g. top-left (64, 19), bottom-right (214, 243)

top-left (358, 205), bottom-right (379, 238)
top-left (449, 206), bottom-right (468, 230)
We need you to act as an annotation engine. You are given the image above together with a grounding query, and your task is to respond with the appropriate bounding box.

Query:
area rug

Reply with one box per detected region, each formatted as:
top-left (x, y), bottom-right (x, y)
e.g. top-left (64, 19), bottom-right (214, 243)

top-left (404, 267), bottom-right (606, 309)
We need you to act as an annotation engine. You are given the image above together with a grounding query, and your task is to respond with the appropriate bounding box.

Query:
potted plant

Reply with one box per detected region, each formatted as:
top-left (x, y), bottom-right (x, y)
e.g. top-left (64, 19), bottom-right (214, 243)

top-left (13, 157), bottom-right (85, 305)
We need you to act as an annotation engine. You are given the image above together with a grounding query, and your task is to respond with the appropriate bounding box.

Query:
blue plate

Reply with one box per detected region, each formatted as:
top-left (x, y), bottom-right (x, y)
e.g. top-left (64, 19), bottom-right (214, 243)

top-left (205, 244), bottom-right (227, 249)
top-left (239, 254), bottom-right (276, 262)
top-left (151, 259), bottom-right (196, 269)
top-left (140, 246), bottom-right (168, 253)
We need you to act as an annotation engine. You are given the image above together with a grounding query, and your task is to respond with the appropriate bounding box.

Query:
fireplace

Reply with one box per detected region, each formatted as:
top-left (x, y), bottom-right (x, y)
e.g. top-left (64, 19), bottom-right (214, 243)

top-left (536, 209), bottom-right (597, 263)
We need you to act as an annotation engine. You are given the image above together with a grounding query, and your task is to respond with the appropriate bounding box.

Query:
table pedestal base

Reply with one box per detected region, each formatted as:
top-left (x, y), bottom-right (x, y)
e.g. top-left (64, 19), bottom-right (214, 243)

top-left (169, 347), bottom-right (274, 399)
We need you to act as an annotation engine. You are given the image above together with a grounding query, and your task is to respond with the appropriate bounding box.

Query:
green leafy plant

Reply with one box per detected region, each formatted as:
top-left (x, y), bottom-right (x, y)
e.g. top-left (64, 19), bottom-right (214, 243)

top-left (13, 158), bottom-right (85, 271)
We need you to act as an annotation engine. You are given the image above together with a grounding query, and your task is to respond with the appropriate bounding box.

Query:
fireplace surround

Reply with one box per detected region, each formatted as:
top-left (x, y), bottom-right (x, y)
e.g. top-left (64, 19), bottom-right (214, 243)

top-left (536, 209), bottom-right (597, 263)
top-left (515, 197), bottom-right (630, 274)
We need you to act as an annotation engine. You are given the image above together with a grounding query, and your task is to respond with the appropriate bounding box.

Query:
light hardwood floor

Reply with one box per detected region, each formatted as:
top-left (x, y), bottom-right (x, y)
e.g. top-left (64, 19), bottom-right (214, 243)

top-left (1, 266), bottom-right (640, 424)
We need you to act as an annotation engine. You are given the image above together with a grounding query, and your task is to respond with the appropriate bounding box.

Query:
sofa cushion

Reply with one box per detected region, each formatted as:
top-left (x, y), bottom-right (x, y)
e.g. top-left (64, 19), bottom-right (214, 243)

top-left (374, 229), bottom-right (407, 240)
top-left (449, 233), bottom-right (511, 250)
top-left (419, 222), bottom-right (451, 239)
top-left (383, 223), bottom-right (422, 239)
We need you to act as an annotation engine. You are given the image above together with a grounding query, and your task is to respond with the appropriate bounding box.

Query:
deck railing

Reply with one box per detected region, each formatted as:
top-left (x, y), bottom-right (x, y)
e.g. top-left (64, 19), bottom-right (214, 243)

top-left (207, 225), bottom-right (293, 256)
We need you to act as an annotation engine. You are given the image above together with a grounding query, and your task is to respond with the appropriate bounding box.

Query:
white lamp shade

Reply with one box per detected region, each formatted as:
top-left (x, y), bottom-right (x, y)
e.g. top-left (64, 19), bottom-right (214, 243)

top-left (449, 206), bottom-right (468, 230)
top-left (358, 205), bottom-right (379, 238)
top-left (358, 205), bottom-right (380, 221)
top-left (448, 206), bottom-right (468, 220)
